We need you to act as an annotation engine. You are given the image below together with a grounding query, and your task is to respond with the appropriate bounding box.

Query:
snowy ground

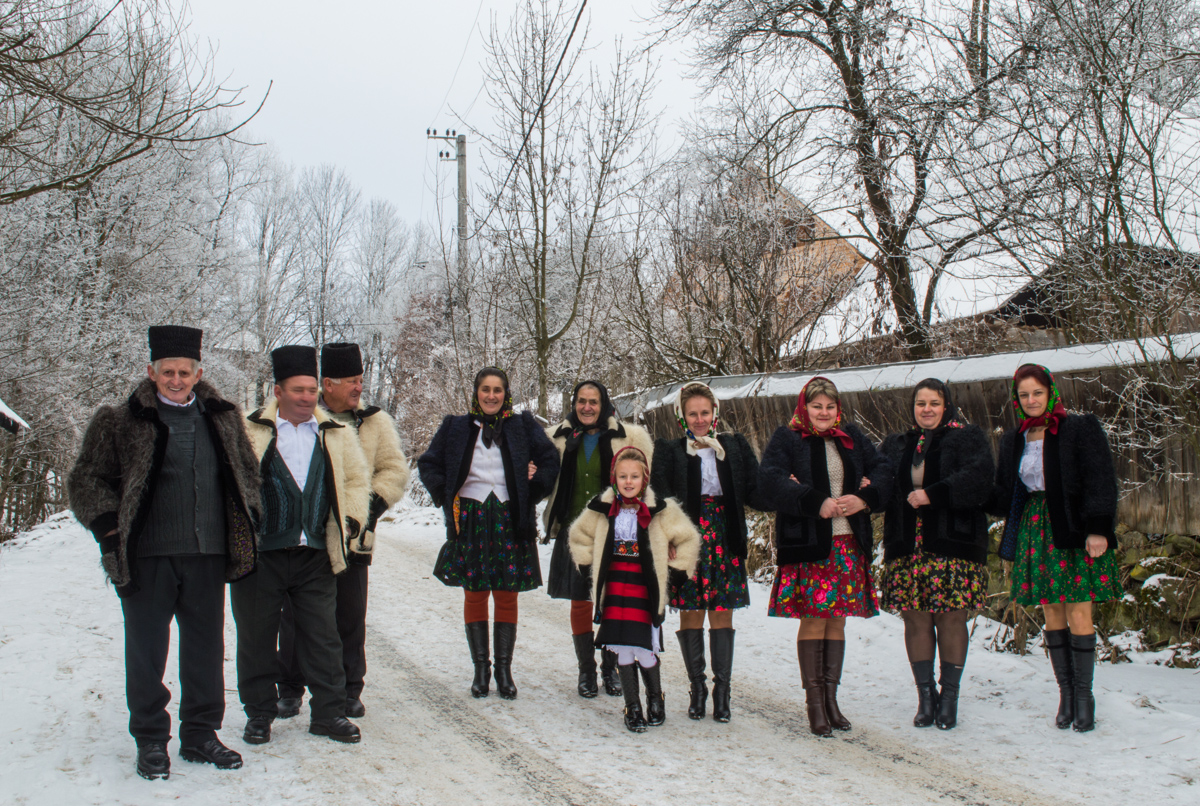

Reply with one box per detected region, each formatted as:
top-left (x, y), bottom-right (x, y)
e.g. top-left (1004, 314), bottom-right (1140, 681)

top-left (1, 509), bottom-right (1197, 806)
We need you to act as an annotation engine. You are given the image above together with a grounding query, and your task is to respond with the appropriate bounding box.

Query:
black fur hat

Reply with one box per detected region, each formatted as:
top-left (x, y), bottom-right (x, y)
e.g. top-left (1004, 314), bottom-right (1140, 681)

top-left (271, 345), bottom-right (318, 383)
top-left (148, 326), bottom-right (202, 362)
top-left (321, 342), bottom-right (363, 379)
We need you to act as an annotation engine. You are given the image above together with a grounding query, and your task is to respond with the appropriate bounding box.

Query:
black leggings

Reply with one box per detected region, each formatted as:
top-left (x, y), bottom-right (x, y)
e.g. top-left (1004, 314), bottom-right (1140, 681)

top-left (901, 610), bottom-right (970, 665)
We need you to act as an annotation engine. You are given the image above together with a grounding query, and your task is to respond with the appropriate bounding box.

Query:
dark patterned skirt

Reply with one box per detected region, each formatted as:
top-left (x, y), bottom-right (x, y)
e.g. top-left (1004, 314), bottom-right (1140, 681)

top-left (1012, 492), bottom-right (1122, 607)
top-left (433, 494), bottom-right (542, 592)
top-left (669, 496), bottom-right (750, 611)
top-left (547, 531), bottom-right (592, 600)
top-left (881, 521), bottom-right (988, 612)
top-left (768, 533), bottom-right (878, 619)
top-left (595, 542), bottom-right (656, 652)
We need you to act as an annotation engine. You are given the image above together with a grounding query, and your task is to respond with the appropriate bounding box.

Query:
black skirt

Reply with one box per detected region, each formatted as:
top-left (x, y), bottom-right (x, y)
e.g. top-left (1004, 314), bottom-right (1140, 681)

top-left (546, 533), bottom-right (592, 600)
top-left (433, 494), bottom-right (542, 592)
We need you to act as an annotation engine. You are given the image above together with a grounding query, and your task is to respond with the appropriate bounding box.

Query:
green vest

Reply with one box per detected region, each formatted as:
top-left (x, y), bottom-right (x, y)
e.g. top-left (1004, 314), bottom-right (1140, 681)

top-left (567, 444), bottom-right (604, 528)
top-left (258, 437), bottom-right (330, 551)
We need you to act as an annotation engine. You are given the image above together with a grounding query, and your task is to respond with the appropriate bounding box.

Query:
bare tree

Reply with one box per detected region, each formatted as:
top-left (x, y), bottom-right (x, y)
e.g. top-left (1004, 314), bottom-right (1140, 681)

top-left (297, 164), bottom-right (360, 346)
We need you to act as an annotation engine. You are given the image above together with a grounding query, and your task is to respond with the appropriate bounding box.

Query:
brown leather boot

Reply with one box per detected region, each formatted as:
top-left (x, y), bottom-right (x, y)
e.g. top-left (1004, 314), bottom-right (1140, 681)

top-left (797, 639), bottom-right (832, 737)
top-left (823, 639), bottom-right (851, 730)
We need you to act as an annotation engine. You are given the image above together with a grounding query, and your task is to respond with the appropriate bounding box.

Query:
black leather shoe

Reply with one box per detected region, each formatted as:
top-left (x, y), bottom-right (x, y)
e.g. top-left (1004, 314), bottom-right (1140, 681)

top-left (136, 741), bottom-right (170, 780)
top-left (276, 697), bottom-right (302, 719)
top-left (345, 697), bottom-right (366, 718)
top-left (243, 715), bottom-right (273, 745)
top-left (309, 716), bottom-right (361, 743)
top-left (181, 738), bottom-right (243, 770)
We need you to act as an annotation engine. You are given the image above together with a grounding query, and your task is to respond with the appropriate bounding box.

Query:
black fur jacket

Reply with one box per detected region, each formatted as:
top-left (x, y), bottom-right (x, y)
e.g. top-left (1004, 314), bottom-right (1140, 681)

top-left (418, 410), bottom-right (561, 543)
top-left (651, 432), bottom-right (768, 560)
top-left (879, 424), bottom-right (994, 565)
top-left (67, 379), bottom-right (262, 597)
top-left (758, 423), bottom-right (892, 565)
top-left (989, 413), bottom-right (1119, 551)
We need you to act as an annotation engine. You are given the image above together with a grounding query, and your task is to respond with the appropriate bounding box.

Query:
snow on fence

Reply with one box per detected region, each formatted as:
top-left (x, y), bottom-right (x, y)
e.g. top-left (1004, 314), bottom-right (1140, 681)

top-left (615, 332), bottom-right (1200, 535)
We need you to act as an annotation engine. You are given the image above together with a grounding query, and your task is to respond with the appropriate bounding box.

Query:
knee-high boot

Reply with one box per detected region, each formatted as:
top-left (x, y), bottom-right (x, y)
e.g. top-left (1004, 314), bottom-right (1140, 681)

top-left (822, 639), bottom-right (851, 731)
top-left (640, 661), bottom-right (665, 727)
top-left (618, 664), bottom-right (646, 733)
top-left (572, 632), bottom-right (599, 698)
top-left (709, 628), bottom-right (734, 723)
top-left (1070, 633), bottom-right (1097, 732)
top-left (676, 629), bottom-right (708, 719)
top-left (493, 622), bottom-right (518, 700)
top-left (797, 639), bottom-right (832, 737)
top-left (465, 622), bottom-right (490, 698)
top-left (600, 649), bottom-right (622, 696)
top-left (1044, 628), bottom-right (1074, 729)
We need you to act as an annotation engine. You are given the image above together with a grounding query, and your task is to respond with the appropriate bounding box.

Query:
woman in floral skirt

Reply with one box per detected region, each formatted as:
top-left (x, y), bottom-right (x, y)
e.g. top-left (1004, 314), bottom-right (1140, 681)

top-left (418, 367), bottom-right (560, 700)
top-left (880, 379), bottom-right (993, 731)
top-left (758, 377), bottom-right (892, 737)
top-left (991, 364), bottom-right (1122, 732)
top-left (651, 382), bottom-right (765, 723)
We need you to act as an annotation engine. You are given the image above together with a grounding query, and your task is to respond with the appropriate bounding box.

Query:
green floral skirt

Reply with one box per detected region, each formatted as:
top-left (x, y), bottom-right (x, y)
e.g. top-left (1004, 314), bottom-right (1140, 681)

top-left (1012, 492), bottom-right (1122, 606)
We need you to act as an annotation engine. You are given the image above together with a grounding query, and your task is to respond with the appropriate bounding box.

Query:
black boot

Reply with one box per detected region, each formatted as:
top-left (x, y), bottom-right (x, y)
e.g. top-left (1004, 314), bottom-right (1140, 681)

top-left (797, 639), bottom-right (832, 737)
top-left (601, 648), bottom-right (622, 696)
top-left (465, 621), bottom-right (491, 698)
top-left (910, 660), bottom-right (939, 728)
top-left (676, 628), bottom-right (708, 720)
top-left (276, 696), bottom-right (302, 719)
top-left (136, 741), bottom-right (170, 780)
top-left (618, 664), bottom-right (647, 733)
top-left (1044, 628), bottom-right (1074, 729)
top-left (822, 639), bottom-right (851, 731)
top-left (709, 628), bottom-right (734, 723)
top-left (573, 632), bottom-right (599, 698)
top-left (936, 662), bottom-right (963, 730)
top-left (640, 661), bottom-right (665, 727)
top-left (493, 622), bottom-right (518, 700)
top-left (1070, 633), bottom-right (1097, 732)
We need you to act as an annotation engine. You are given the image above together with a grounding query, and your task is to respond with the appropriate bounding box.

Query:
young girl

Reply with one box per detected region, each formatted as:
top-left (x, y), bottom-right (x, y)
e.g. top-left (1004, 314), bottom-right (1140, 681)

top-left (569, 447), bottom-right (700, 733)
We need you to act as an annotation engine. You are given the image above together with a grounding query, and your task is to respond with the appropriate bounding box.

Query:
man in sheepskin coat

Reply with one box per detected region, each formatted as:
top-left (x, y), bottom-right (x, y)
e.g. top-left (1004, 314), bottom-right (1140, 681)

top-left (67, 326), bottom-right (261, 780)
top-left (277, 343), bottom-right (411, 720)
top-left (232, 345), bottom-right (370, 747)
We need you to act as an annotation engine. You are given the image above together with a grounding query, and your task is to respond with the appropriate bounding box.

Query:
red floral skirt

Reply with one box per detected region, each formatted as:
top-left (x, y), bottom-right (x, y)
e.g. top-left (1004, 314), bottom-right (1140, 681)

top-left (768, 533), bottom-right (878, 619)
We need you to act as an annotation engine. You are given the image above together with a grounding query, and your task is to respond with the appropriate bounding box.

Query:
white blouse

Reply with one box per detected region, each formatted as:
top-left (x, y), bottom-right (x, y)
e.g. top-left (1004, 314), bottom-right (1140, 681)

top-left (458, 424), bottom-right (510, 503)
top-left (1019, 438), bottom-right (1046, 492)
top-left (697, 447), bottom-right (724, 496)
top-left (615, 506), bottom-right (639, 542)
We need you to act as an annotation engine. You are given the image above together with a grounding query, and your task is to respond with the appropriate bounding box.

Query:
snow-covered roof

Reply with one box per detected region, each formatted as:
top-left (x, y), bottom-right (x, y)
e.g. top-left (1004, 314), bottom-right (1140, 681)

top-left (0, 396), bottom-right (30, 434)
top-left (617, 331), bottom-right (1200, 416)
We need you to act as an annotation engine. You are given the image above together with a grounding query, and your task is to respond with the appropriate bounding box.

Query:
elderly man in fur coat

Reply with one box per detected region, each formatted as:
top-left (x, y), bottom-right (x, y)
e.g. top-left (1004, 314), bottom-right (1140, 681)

top-left (276, 343), bottom-right (410, 720)
top-left (232, 345), bottom-right (370, 747)
top-left (67, 326), bottom-right (262, 781)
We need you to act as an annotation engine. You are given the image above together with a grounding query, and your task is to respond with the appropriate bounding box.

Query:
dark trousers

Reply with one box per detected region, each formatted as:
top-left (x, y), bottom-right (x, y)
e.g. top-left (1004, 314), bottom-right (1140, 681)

top-left (120, 555), bottom-right (226, 746)
top-left (230, 548), bottom-right (346, 720)
top-left (278, 562), bottom-right (368, 700)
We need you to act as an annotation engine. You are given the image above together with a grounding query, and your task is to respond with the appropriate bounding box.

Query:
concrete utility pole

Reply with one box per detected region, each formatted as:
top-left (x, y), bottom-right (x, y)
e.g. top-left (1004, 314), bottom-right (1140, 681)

top-left (427, 129), bottom-right (468, 297)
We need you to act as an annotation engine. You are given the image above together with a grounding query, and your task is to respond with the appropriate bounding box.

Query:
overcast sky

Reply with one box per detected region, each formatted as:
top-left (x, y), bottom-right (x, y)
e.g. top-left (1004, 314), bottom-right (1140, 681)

top-left (185, 0), bottom-right (700, 235)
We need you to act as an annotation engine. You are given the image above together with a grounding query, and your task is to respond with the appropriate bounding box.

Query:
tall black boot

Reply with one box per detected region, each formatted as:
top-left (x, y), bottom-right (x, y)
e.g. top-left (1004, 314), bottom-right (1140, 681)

top-left (709, 628), bottom-right (734, 723)
top-left (910, 660), bottom-right (939, 728)
top-left (640, 661), bottom-right (665, 727)
top-left (676, 629), bottom-right (708, 719)
top-left (493, 622), bottom-right (518, 700)
top-left (822, 639), bottom-right (851, 731)
top-left (572, 633), bottom-right (599, 698)
top-left (935, 662), bottom-right (963, 730)
top-left (1044, 628), bottom-right (1074, 729)
top-left (1070, 633), bottom-right (1097, 732)
top-left (465, 621), bottom-right (490, 698)
top-left (618, 664), bottom-right (646, 733)
top-left (600, 649), bottom-right (622, 696)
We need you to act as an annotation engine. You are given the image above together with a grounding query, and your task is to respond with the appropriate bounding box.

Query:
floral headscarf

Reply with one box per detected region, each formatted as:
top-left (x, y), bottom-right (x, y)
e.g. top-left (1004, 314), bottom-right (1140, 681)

top-left (562, 379), bottom-right (615, 453)
top-left (1012, 364), bottom-right (1067, 435)
top-left (788, 376), bottom-right (853, 450)
top-left (469, 366), bottom-right (513, 448)
top-left (911, 378), bottom-right (965, 467)
top-left (674, 382), bottom-right (725, 460)
top-left (608, 446), bottom-right (652, 528)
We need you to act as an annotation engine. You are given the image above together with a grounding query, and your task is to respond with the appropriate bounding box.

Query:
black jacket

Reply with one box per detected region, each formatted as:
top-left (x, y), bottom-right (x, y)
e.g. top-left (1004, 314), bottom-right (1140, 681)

top-left (879, 425), bottom-right (994, 565)
top-left (758, 422), bottom-right (892, 565)
top-left (651, 433), bottom-right (768, 560)
top-left (989, 413), bottom-right (1118, 551)
top-left (418, 410), bottom-right (561, 543)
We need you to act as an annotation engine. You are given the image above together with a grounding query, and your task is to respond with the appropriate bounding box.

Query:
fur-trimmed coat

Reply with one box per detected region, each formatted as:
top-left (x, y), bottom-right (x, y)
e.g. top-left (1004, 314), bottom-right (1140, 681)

top-left (67, 379), bottom-right (262, 597)
top-left (568, 487), bottom-right (700, 624)
top-left (542, 416), bottom-right (654, 542)
top-left (418, 411), bottom-right (560, 543)
top-left (879, 425), bottom-right (994, 565)
top-left (336, 404), bottom-right (411, 564)
top-left (758, 422), bottom-right (893, 566)
top-left (989, 413), bottom-right (1119, 551)
top-left (651, 432), bottom-right (767, 560)
top-left (245, 398), bottom-right (370, 575)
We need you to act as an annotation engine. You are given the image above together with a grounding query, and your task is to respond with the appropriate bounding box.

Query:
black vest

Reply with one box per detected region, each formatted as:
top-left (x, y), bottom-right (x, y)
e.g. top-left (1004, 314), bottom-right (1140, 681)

top-left (259, 437), bottom-right (330, 551)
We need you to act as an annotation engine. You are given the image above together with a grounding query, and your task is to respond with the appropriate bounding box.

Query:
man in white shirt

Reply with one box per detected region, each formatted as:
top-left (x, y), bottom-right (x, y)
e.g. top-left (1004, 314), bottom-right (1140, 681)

top-left (232, 345), bottom-right (370, 745)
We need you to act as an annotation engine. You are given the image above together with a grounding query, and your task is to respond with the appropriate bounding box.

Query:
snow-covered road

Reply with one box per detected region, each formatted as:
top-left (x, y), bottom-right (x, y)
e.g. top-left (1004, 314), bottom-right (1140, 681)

top-left (1, 508), bottom-right (1197, 805)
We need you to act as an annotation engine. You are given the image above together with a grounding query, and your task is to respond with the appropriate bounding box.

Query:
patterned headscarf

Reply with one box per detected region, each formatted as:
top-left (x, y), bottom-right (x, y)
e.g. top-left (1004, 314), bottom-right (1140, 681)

top-left (911, 378), bottom-right (965, 467)
top-left (674, 382), bottom-right (725, 460)
top-left (608, 446), bottom-right (652, 528)
top-left (469, 366), bottom-right (513, 448)
top-left (1012, 364), bottom-right (1067, 435)
top-left (564, 380), bottom-right (615, 453)
top-left (788, 376), bottom-right (854, 450)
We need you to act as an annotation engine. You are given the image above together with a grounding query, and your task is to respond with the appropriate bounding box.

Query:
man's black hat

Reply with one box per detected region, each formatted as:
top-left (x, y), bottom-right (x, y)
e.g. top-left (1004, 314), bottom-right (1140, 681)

top-left (271, 345), bottom-right (318, 383)
top-left (148, 326), bottom-right (202, 362)
top-left (321, 342), bottom-right (363, 379)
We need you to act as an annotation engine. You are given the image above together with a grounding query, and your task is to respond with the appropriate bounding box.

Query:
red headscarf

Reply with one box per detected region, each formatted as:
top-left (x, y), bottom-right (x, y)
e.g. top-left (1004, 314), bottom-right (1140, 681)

top-left (788, 376), bottom-right (854, 450)
top-left (608, 446), bottom-right (652, 528)
top-left (1012, 364), bottom-right (1067, 435)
